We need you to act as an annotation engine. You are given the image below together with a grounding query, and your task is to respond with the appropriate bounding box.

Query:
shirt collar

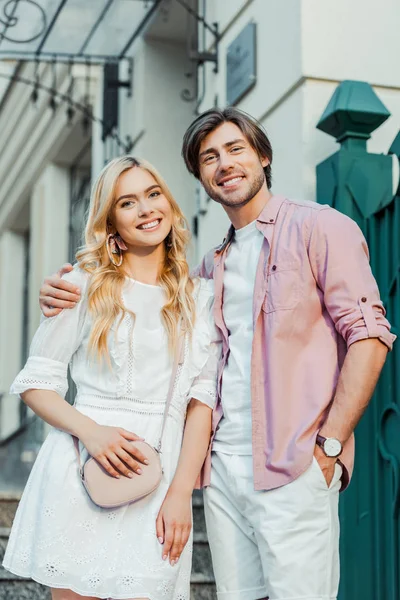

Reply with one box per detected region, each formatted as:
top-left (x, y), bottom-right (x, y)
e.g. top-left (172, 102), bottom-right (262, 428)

top-left (256, 194), bottom-right (286, 225)
top-left (215, 194), bottom-right (286, 254)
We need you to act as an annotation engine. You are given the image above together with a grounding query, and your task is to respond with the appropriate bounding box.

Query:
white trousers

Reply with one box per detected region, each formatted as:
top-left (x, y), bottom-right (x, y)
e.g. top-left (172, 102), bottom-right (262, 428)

top-left (203, 452), bottom-right (342, 600)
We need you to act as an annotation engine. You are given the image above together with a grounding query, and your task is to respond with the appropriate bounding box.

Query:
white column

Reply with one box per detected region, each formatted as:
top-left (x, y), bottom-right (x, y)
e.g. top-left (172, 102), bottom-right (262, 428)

top-left (0, 230), bottom-right (25, 439)
top-left (28, 164), bottom-right (70, 341)
top-left (28, 164), bottom-right (70, 439)
top-left (91, 67), bottom-right (105, 179)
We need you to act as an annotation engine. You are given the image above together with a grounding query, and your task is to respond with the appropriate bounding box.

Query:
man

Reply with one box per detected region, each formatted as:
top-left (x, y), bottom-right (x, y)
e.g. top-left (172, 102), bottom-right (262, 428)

top-left (39, 108), bottom-right (394, 600)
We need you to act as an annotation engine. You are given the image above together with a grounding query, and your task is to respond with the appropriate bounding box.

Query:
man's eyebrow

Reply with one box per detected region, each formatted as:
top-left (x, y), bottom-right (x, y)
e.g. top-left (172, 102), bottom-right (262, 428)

top-left (199, 138), bottom-right (247, 159)
top-left (199, 146), bottom-right (217, 159)
top-left (116, 185), bottom-right (160, 203)
top-left (225, 138), bottom-right (247, 148)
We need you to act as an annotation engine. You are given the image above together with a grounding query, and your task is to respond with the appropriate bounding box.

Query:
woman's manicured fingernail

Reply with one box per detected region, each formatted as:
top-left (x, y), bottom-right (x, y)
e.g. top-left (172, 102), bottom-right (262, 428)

top-left (171, 560), bottom-right (176, 566)
top-left (128, 472), bottom-right (133, 478)
top-left (144, 459), bottom-right (149, 465)
top-left (137, 468), bottom-right (142, 475)
top-left (158, 537), bottom-right (164, 544)
top-left (162, 554), bottom-right (167, 561)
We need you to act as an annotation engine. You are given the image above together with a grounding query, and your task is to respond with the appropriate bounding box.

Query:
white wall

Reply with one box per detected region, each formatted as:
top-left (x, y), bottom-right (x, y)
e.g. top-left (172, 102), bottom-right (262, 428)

top-left (301, 0), bottom-right (400, 87)
top-left (119, 37), bottom-right (198, 263)
top-left (200, 0), bottom-right (303, 118)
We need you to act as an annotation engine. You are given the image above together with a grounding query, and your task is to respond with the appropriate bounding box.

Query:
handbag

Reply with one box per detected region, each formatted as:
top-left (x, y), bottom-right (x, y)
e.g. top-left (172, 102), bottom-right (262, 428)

top-left (72, 332), bottom-right (184, 509)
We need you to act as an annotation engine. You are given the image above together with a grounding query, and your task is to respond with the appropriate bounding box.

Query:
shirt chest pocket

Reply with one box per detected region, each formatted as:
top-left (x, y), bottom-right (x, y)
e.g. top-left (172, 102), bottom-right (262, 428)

top-left (262, 261), bottom-right (301, 313)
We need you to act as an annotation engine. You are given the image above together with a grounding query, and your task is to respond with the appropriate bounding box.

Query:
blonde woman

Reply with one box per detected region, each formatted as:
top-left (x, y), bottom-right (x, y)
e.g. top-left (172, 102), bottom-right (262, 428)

top-left (3, 156), bottom-right (220, 600)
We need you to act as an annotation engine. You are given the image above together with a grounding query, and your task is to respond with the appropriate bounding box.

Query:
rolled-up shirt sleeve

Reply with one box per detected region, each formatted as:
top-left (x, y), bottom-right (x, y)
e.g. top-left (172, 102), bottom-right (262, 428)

top-left (308, 206), bottom-right (395, 350)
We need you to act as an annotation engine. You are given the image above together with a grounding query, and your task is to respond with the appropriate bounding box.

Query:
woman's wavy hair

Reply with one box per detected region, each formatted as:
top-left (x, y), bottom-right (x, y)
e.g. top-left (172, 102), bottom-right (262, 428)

top-left (76, 155), bottom-right (195, 361)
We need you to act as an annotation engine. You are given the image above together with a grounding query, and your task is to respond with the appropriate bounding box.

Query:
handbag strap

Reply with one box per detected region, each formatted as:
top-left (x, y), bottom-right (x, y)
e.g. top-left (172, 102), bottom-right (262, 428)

top-left (156, 329), bottom-right (185, 452)
top-left (72, 328), bottom-right (185, 466)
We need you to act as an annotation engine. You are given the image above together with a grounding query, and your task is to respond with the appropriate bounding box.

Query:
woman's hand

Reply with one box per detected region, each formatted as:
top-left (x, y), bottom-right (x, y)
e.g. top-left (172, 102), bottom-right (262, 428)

top-left (80, 424), bottom-right (148, 478)
top-left (156, 488), bottom-right (192, 566)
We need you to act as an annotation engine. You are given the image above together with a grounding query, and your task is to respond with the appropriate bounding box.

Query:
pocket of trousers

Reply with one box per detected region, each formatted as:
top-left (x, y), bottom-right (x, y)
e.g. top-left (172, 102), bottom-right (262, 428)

top-left (312, 456), bottom-right (343, 491)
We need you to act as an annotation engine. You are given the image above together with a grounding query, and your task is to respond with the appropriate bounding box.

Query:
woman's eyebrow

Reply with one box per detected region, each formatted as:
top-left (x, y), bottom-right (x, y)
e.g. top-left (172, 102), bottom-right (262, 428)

top-left (116, 193), bottom-right (136, 203)
top-left (116, 185), bottom-right (160, 204)
top-left (145, 185), bottom-right (161, 193)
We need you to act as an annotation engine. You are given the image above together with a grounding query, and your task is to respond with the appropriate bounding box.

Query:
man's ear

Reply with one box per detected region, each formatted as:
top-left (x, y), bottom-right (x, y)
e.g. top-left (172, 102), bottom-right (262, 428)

top-left (261, 155), bottom-right (270, 168)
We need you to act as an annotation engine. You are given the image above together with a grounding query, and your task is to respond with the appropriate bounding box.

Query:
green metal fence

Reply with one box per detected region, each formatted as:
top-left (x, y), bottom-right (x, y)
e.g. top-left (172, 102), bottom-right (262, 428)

top-left (316, 80), bottom-right (400, 600)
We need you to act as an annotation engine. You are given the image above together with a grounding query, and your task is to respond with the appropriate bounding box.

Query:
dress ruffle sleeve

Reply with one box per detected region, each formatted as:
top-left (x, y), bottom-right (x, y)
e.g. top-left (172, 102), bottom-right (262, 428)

top-left (184, 278), bottom-right (221, 409)
top-left (10, 267), bottom-right (89, 398)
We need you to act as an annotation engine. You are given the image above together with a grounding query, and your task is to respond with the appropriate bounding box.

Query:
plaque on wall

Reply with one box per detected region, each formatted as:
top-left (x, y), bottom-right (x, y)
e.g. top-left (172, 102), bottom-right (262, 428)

top-left (226, 22), bottom-right (256, 106)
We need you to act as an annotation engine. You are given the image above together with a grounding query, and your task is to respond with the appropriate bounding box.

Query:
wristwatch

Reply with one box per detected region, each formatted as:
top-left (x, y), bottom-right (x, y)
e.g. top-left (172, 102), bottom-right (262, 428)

top-left (316, 434), bottom-right (343, 458)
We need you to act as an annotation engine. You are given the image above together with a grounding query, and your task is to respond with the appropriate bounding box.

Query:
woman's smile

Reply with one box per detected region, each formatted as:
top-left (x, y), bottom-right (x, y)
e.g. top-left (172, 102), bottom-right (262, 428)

top-left (137, 218), bottom-right (162, 231)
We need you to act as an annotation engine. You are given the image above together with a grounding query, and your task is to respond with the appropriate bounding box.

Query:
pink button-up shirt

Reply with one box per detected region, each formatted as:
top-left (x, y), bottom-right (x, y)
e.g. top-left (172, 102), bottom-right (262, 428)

top-left (195, 195), bottom-right (395, 492)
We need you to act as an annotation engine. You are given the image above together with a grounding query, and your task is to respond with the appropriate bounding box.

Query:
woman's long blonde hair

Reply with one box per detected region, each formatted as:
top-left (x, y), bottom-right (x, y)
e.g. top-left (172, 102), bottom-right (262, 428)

top-left (76, 155), bottom-right (195, 361)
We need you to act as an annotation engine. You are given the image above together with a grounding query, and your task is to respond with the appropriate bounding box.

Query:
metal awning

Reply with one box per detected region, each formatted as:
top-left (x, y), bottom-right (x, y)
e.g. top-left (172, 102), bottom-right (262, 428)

top-left (0, 0), bottom-right (163, 63)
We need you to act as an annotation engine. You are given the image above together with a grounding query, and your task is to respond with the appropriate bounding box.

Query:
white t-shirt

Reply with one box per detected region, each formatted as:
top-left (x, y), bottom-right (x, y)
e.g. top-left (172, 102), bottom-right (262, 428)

top-left (213, 219), bottom-right (265, 455)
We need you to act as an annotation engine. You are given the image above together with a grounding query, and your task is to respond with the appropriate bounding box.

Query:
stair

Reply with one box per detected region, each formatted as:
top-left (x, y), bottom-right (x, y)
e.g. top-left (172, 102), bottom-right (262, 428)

top-left (0, 494), bottom-right (50, 599)
top-left (0, 491), bottom-right (216, 600)
top-left (191, 490), bottom-right (216, 599)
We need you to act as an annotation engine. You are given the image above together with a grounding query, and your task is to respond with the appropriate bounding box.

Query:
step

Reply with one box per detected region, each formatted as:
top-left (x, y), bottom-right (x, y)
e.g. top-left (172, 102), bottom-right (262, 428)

top-left (0, 494), bottom-right (21, 529)
top-left (0, 581), bottom-right (50, 600)
top-left (190, 583), bottom-right (217, 599)
top-left (192, 540), bottom-right (214, 582)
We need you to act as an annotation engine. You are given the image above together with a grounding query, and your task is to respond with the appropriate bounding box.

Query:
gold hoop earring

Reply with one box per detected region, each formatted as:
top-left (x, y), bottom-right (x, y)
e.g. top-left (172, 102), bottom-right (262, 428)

top-left (106, 233), bottom-right (124, 267)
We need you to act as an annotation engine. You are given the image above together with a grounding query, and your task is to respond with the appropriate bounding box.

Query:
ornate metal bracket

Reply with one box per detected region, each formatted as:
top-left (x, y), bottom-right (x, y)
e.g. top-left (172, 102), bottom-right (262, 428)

top-left (176, 0), bottom-right (219, 74)
top-left (0, 0), bottom-right (47, 44)
top-left (105, 57), bottom-right (133, 98)
top-left (189, 35), bottom-right (218, 73)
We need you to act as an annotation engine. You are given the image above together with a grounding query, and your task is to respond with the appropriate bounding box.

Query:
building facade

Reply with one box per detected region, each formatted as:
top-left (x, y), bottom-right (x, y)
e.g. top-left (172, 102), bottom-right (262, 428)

top-left (0, 0), bottom-right (399, 595)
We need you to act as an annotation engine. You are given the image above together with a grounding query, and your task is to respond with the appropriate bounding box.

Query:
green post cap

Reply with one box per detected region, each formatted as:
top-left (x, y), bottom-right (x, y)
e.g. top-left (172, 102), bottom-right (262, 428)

top-left (317, 80), bottom-right (391, 142)
top-left (389, 130), bottom-right (400, 159)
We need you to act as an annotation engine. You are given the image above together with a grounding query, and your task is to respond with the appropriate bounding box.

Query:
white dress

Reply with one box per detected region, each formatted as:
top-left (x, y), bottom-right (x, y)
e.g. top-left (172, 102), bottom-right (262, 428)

top-left (3, 268), bottom-right (220, 600)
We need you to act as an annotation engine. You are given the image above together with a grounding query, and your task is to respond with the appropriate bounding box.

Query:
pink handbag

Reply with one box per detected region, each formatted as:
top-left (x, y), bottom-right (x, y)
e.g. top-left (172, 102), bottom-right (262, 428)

top-left (73, 334), bottom-right (184, 509)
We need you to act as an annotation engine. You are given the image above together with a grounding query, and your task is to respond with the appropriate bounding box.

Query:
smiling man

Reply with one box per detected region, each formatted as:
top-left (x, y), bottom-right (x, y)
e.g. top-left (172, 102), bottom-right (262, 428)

top-left (181, 107), bottom-right (394, 600)
top-left (39, 107), bottom-right (394, 600)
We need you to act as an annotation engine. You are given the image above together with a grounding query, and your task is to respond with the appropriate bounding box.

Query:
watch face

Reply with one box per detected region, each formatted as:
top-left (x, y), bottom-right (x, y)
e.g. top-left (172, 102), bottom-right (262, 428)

top-left (324, 438), bottom-right (342, 457)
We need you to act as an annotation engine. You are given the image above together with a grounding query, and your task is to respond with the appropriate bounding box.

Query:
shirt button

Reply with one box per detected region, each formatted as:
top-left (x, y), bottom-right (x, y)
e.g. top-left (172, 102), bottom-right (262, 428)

top-left (272, 265), bottom-right (277, 271)
top-left (269, 219), bottom-right (274, 223)
top-left (361, 297), bottom-right (367, 302)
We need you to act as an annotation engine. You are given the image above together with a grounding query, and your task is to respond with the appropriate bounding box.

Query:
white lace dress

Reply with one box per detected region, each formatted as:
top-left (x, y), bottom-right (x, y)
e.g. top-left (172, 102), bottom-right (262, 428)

top-left (3, 269), bottom-right (220, 600)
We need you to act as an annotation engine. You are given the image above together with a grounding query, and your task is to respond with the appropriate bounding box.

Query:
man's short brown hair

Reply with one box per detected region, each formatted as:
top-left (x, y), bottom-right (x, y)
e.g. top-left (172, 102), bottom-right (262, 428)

top-left (182, 107), bottom-right (273, 188)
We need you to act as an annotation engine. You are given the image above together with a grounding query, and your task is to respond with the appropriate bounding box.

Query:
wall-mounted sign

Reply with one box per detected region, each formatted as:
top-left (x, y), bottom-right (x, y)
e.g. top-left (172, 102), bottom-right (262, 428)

top-left (226, 22), bottom-right (256, 106)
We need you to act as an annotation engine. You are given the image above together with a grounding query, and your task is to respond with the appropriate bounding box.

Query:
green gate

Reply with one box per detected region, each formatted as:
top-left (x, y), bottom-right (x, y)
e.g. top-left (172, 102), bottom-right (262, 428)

top-left (316, 80), bottom-right (400, 600)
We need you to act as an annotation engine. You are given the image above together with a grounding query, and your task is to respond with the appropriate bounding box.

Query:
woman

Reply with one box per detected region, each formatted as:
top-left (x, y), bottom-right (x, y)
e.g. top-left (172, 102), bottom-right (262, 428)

top-left (3, 156), bottom-right (220, 600)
